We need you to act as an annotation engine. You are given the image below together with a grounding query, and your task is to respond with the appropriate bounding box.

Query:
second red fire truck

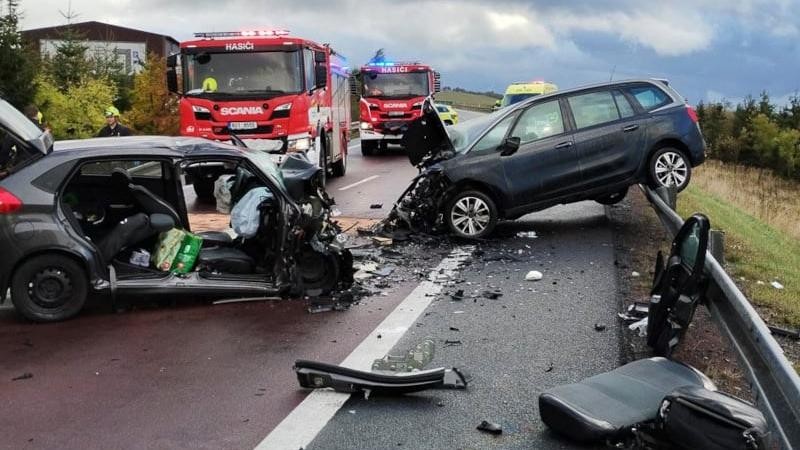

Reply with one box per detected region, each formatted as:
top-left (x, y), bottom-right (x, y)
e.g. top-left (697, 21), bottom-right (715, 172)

top-left (166, 29), bottom-right (350, 193)
top-left (355, 61), bottom-right (440, 156)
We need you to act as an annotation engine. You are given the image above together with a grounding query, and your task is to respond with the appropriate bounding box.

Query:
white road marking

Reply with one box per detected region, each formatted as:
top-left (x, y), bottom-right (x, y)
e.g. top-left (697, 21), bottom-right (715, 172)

top-left (337, 175), bottom-right (379, 191)
top-left (254, 246), bottom-right (474, 450)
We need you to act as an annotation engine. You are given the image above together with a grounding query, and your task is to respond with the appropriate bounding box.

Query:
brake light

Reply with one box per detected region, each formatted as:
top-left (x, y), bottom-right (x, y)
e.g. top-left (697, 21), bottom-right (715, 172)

top-left (686, 105), bottom-right (699, 123)
top-left (0, 188), bottom-right (22, 214)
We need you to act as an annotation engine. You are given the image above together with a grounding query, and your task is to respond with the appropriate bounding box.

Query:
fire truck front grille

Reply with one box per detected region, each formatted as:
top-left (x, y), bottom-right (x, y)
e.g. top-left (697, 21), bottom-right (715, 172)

top-left (379, 113), bottom-right (413, 120)
top-left (219, 125), bottom-right (274, 135)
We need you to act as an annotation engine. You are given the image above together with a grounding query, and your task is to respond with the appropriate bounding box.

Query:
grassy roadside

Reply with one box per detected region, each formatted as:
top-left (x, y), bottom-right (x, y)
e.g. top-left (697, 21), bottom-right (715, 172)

top-left (677, 185), bottom-right (800, 328)
top-left (435, 91), bottom-right (498, 111)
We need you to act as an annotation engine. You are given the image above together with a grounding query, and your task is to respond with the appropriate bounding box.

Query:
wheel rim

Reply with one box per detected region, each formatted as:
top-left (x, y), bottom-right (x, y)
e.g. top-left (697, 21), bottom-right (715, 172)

top-left (451, 196), bottom-right (491, 236)
top-left (654, 151), bottom-right (688, 188)
top-left (28, 267), bottom-right (73, 309)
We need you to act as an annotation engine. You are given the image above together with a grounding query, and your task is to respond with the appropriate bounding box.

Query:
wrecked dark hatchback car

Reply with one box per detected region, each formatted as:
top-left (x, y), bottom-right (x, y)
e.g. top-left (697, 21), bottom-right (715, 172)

top-left (391, 79), bottom-right (706, 238)
top-left (0, 98), bottom-right (352, 322)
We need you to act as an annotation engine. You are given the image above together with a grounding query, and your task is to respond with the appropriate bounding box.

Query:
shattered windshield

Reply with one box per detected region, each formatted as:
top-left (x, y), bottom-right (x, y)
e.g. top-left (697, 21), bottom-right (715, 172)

top-left (363, 72), bottom-right (429, 99)
top-left (184, 50), bottom-right (303, 97)
top-left (448, 107), bottom-right (511, 153)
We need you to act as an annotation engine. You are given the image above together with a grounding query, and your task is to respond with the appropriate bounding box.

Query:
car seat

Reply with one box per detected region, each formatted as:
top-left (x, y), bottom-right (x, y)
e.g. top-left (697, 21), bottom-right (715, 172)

top-left (110, 168), bottom-right (233, 247)
top-left (111, 168), bottom-right (182, 226)
top-left (538, 357), bottom-right (716, 445)
top-left (96, 213), bottom-right (174, 263)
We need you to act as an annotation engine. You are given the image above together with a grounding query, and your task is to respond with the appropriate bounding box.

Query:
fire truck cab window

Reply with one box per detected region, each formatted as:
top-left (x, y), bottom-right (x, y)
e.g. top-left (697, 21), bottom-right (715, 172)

top-left (362, 71), bottom-right (429, 99)
top-left (303, 49), bottom-right (315, 91)
top-left (184, 51), bottom-right (303, 96)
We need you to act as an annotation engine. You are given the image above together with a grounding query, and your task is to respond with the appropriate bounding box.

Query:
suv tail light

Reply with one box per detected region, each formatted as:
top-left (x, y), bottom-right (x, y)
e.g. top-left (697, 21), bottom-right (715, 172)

top-left (0, 187), bottom-right (22, 214)
top-left (686, 105), bottom-right (699, 123)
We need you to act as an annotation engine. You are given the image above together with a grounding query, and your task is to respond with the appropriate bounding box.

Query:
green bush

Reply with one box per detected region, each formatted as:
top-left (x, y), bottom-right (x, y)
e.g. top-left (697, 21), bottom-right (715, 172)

top-left (34, 73), bottom-right (116, 139)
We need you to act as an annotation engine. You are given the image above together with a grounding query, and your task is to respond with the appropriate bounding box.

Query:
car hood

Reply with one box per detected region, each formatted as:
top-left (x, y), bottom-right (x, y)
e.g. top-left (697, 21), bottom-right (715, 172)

top-left (401, 99), bottom-right (455, 167)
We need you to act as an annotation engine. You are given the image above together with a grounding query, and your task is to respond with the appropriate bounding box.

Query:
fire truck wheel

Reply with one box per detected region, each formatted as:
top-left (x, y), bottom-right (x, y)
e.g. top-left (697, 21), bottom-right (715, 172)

top-left (332, 144), bottom-right (347, 177)
top-left (361, 141), bottom-right (377, 156)
top-left (317, 135), bottom-right (328, 186)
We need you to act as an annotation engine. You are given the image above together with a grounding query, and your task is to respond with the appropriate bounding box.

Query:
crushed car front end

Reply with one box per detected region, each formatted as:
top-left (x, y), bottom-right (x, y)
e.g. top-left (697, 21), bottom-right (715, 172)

top-left (277, 153), bottom-right (353, 296)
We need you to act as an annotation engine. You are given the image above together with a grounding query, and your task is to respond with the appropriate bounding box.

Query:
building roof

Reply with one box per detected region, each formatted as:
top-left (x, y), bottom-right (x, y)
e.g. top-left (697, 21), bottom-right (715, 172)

top-left (22, 20), bottom-right (178, 46)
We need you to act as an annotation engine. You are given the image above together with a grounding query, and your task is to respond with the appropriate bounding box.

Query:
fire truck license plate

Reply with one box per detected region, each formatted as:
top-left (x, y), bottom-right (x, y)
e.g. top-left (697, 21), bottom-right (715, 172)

top-left (229, 122), bottom-right (258, 130)
top-left (387, 111), bottom-right (404, 117)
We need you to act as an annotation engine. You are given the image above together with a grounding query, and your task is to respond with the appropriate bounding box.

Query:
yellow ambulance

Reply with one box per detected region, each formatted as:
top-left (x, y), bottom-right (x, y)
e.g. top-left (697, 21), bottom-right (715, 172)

top-left (494, 80), bottom-right (558, 110)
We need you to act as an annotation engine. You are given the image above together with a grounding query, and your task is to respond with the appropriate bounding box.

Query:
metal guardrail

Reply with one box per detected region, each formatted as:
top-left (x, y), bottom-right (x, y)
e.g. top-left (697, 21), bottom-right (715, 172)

top-left (642, 185), bottom-right (800, 449)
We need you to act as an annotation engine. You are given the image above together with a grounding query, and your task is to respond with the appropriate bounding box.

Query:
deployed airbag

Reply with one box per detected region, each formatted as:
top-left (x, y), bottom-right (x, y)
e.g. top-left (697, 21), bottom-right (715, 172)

top-left (231, 187), bottom-right (274, 239)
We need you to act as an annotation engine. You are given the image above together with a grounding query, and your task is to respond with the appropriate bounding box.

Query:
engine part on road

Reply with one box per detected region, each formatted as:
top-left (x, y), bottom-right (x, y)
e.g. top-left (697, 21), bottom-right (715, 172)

top-left (294, 360), bottom-right (467, 396)
top-left (372, 338), bottom-right (435, 373)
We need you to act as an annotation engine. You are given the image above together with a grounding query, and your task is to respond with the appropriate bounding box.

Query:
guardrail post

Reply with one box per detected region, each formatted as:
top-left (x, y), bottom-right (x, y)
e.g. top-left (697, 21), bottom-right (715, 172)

top-left (709, 229), bottom-right (725, 265)
top-left (654, 185), bottom-right (677, 210)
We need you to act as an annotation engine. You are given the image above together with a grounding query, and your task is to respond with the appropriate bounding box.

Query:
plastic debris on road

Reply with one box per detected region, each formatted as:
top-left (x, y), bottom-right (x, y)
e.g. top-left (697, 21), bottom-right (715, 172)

top-left (618, 302), bottom-right (649, 321)
top-left (371, 236), bottom-right (393, 246)
top-left (477, 420), bottom-right (503, 435)
top-left (525, 270), bottom-right (543, 281)
top-left (631, 271), bottom-right (641, 277)
top-left (372, 339), bottom-right (435, 373)
top-left (629, 317), bottom-right (648, 337)
top-left (370, 203), bottom-right (383, 209)
top-left (516, 231), bottom-right (537, 238)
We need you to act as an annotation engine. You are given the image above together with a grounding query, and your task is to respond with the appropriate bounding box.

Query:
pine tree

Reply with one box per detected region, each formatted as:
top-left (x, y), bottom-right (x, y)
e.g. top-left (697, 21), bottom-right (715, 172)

top-left (0, 0), bottom-right (38, 108)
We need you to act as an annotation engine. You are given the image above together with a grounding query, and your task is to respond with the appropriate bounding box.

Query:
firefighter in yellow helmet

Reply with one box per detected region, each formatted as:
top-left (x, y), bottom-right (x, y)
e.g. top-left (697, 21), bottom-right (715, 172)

top-left (202, 77), bottom-right (218, 92)
top-left (97, 106), bottom-right (132, 137)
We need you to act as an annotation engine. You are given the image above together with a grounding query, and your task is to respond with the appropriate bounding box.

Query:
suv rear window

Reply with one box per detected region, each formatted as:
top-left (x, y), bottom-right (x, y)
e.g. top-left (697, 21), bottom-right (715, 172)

top-left (627, 85), bottom-right (671, 111)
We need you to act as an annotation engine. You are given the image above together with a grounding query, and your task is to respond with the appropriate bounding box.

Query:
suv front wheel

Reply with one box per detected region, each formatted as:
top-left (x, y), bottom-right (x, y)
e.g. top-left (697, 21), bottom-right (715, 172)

top-left (11, 254), bottom-right (88, 322)
top-left (445, 190), bottom-right (498, 239)
top-left (649, 147), bottom-right (692, 192)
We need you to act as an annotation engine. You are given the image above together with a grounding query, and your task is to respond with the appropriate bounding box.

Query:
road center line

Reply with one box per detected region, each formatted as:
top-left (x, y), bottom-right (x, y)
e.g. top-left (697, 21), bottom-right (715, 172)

top-left (254, 246), bottom-right (474, 450)
top-left (338, 175), bottom-right (379, 191)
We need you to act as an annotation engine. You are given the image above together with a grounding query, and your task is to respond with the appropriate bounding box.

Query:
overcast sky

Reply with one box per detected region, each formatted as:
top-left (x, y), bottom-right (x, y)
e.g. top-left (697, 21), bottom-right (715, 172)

top-left (15, 0), bottom-right (800, 105)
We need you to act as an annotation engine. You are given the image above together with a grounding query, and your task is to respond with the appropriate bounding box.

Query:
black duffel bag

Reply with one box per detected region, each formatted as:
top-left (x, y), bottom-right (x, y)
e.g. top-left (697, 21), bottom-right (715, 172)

top-left (657, 385), bottom-right (769, 450)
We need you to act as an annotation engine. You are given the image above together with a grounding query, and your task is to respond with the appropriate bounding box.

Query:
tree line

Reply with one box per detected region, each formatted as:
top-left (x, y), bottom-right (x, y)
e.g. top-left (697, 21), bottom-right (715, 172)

top-left (0, 0), bottom-right (177, 139)
top-left (696, 91), bottom-right (800, 181)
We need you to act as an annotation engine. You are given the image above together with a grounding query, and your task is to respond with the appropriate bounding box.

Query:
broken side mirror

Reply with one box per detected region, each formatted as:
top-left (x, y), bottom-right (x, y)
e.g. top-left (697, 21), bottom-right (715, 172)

top-left (499, 136), bottom-right (520, 156)
top-left (166, 54), bottom-right (180, 94)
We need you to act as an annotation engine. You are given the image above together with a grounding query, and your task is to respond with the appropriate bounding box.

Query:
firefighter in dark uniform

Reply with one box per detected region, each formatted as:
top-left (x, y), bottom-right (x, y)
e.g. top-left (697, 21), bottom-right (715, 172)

top-left (97, 106), bottom-right (132, 137)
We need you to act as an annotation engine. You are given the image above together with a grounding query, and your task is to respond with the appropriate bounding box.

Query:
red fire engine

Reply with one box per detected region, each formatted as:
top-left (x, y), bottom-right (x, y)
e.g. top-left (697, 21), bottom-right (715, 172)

top-left (166, 29), bottom-right (351, 190)
top-left (354, 61), bottom-right (440, 156)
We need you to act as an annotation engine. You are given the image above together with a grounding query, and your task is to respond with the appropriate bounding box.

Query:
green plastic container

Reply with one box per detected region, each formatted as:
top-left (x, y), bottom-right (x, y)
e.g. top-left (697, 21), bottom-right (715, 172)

top-left (152, 229), bottom-right (203, 273)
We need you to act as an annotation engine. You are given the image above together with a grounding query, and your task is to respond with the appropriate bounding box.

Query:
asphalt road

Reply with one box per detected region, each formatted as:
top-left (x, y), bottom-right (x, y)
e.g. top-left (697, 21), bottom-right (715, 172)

top-left (288, 203), bottom-right (620, 450)
top-left (0, 108), bottom-right (623, 450)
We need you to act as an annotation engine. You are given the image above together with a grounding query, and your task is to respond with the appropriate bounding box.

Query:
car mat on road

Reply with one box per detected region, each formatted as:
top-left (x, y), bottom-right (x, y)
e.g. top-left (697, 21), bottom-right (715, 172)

top-left (294, 360), bottom-right (468, 397)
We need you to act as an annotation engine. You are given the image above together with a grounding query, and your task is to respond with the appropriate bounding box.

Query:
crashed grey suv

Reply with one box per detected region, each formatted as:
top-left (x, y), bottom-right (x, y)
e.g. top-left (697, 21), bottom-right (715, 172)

top-left (391, 79), bottom-right (706, 238)
top-left (0, 98), bottom-right (352, 322)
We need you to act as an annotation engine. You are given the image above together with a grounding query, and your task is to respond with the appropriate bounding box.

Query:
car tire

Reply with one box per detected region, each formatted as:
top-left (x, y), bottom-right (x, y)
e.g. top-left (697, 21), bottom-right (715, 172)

top-left (361, 141), bottom-right (377, 156)
top-left (297, 247), bottom-right (340, 294)
top-left (648, 147), bottom-right (692, 192)
top-left (11, 254), bottom-right (88, 322)
top-left (445, 190), bottom-right (498, 239)
top-left (193, 178), bottom-right (215, 202)
top-left (596, 187), bottom-right (628, 205)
